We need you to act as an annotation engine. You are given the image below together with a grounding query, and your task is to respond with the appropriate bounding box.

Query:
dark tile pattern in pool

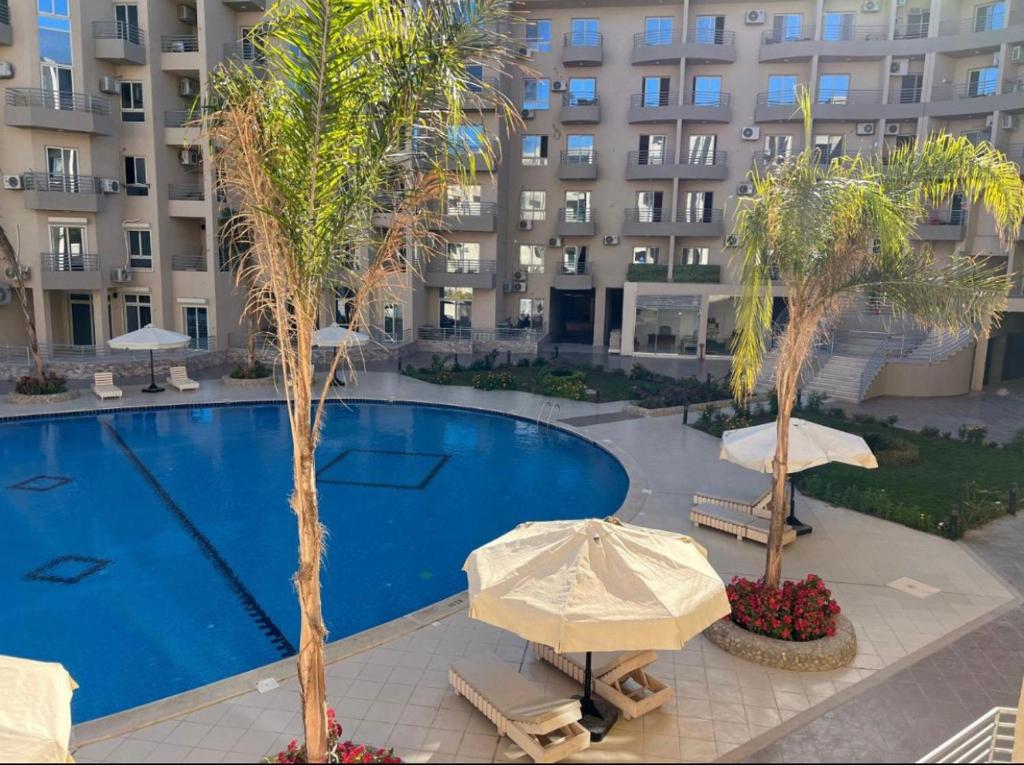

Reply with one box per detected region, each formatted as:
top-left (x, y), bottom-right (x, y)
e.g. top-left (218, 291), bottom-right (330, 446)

top-left (26, 555), bottom-right (110, 585)
top-left (8, 474), bottom-right (73, 492)
top-left (317, 448), bottom-right (450, 490)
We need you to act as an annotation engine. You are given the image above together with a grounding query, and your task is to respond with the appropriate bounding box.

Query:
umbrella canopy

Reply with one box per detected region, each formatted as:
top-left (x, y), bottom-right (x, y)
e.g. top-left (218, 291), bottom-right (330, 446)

top-left (312, 323), bottom-right (369, 348)
top-left (720, 418), bottom-right (878, 474)
top-left (0, 655), bottom-right (77, 763)
top-left (107, 324), bottom-right (191, 351)
top-left (463, 517), bottom-right (730, 654)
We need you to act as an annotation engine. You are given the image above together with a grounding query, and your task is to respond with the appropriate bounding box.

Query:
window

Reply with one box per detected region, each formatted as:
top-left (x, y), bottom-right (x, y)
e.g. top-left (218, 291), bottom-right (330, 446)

top-left (681, 247), bottom-right (709, 265)
top-left (898, 73), bottom-right (923, 104)
top-left (523, 78), bottom-right (550, 110)
top-left (183, 305), bottom-right (210, 349)
top-left (466, 64), bottom-right (484, 92)
top-left (967, 67), bottom-right (999, 97)
top-left (124, 293), bottom-right (152, 333)
top-left (565, 134), bottom-right (594, 163)
top-left (520, 190), bottom-right (546, 220)
top-left (564, 190), bottom-right (591, 221)
top-left (48, 224), bottom-right (85, 271)
top-left (120, 80), bottom-right (144, 121)
top-left (771, 14), bottom-right (804, 43)
top-left (821, 12), bottom-right (854, 42)
top-left (449, 124), bottom-right (485, 151)
top-left (813, 134), bottom-right (844, 164)
top-left (38, 0), bottom-right (72, 71)
top-left (765, 134), bottom-right (794, 158)
top-left (691, 76), bottom-right (722, 106)
top-left (446, 242), bottom-right (481, 273)
top-left (817, 74), bottom-right (850, 104)
top-left (567, 78), bottom-right (597, 106)
top-left (126, 228), bottom-right (152, 270)
top-left (114, 4), bottom-right (141, 42)
top-left (642, 76), bottom-right (671, 107)
top-left (636, 191), bottom-right (663, 222)
top-left (683, 191), bottom-right (714, 222)
top-left (693, 15), bottom-right (725, 45)
top-left (632, 246), bottom-right (660, 264)
top-left (440, 287), bottom-right (472, 330)
top-left (638, 134), bottom-right (666, 165)
top-left (974, 2), bottom-right (1006, 33)
top-left (644, 17), bottom-right (674, 46)
top-left (569, 18), bottom-right (599, 46)
top-left (521, 135), bottom-right (548, 166)
top-left (518, 244), bottom-right (545, 273)
top-left (383, 303), bottom-right (404, 342)
top-left (899, 8), bottom-right (930, 38)
top-left (240, 25), bottom-right (265, 62)
top-left (767, 75), bottom-right (799, 105)
top-left (561, 245), bottom-right (587, 274)
top-left (518, 298), bottom-right (544, 330)
top-left (447, 185), bottom-right (481, 214)
top-left (687, 135), bottom-right (717, 164)
top-left (124, 156), bottom-right (147, 196)
top-left (525, 19), bottom-right (552, 52)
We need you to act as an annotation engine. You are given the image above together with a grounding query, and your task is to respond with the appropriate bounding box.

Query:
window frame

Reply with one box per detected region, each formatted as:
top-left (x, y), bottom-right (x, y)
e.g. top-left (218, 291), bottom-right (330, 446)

top-left (125, 227), bottom-right (153, 271)
top-left (120, 80), bottom-right (145, 122)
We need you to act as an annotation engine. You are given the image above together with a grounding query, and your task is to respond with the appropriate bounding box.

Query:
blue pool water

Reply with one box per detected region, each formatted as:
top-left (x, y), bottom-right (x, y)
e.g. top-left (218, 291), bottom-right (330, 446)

top-left (1, 402), bottom-right (628, 723)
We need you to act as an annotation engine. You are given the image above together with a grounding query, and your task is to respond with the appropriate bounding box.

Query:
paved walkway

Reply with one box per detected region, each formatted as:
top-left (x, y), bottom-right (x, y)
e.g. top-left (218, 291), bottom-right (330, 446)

top-left (13, 375), bottom-right (1013, 764)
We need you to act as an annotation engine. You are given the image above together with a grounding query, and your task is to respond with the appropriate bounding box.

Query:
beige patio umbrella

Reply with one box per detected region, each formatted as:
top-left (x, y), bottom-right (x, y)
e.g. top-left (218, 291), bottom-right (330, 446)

top-left (0, 655), bottom-right (77, 763)
top-left (463, 517), bottom-right (729, 733)
top-left (720, 418), bottom-right (878, 533)
top-left (107, 323), bottom-right (191, 394)
top-left (312, 323), bottom-right (369, 385)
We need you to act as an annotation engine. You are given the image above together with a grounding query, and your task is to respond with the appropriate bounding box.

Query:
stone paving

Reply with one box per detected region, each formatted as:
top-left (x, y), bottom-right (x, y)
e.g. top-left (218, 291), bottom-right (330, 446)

top-left (8, 374), bottom-right (1014, 764)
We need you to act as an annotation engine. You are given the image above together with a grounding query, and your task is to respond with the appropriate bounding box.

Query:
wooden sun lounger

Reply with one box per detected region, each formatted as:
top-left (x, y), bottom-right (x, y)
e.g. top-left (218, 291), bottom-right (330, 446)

top-left (450, 654), bottom-right (590, 764)
top-left (692, 488), bottom-right (774, 519)
top-left (530, 643), bottom-right (673, 721)
top-left (690, 502), bottom-right (797, 546)
top-left (167, 366), bottom-right (199, 392)
top-left (91, 372), bottom-right (123, 400)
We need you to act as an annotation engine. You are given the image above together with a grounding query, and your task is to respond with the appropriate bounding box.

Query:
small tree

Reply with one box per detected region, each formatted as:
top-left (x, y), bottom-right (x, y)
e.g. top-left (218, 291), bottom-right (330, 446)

top-left (206, 0), bottom-right (513, 760)
top-left (0, 224), bottom-right (46, 383)
top-left (731, 89), bottom-right (1024, 588)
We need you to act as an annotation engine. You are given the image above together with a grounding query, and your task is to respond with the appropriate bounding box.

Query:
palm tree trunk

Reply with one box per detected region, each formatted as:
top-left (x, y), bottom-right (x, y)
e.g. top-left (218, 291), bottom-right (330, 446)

top-left (246, 314), bottom-right (257, 372)
top-left (0, 225), bottom-right (46, 383)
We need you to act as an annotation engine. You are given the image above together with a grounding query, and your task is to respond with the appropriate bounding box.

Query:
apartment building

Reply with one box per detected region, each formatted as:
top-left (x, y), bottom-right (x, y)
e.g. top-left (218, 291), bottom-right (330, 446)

top-left (1, 0), bottom-right (1022, 397)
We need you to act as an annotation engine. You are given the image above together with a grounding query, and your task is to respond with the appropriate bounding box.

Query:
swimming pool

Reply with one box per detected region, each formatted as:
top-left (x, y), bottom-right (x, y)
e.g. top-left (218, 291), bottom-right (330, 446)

top-left (1, 401), bottom-right (628, 723)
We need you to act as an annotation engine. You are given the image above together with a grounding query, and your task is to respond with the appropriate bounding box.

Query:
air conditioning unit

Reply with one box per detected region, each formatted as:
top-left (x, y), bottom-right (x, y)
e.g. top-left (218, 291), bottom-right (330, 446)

top-left (603, 235), bottom-right (619, 246)
top-left (725, 234), bottom-right (739, 248)
top-left (0, 61), bottom-right (13, 80)
top-left (111, 268), bottom-right (132, 283)
top-left (4, 264), bottom-right (29, 280)
top-left (1003, 115), bottom-right (1018, 131)
top-left (890, 59), bottom-right (910, 76)
top-left (516, 46), bottom-right (535, 60)
top-left (1013, 45), bottom-right (1023, 64)
top-left (511, 280), bottom-right (528, 293)
top-left (0, 286), bottom-right (11, 306)
top-left (180, 147), bottom-right (201, 166)
top-left (862, 0), bottom-right (881, 12)
top-left (737, 183), bottom-right (755, 196)
top-left (745, 9), bottom-right (767, 25)
top-left (178, 4), bottom-right (198, 24)
top-left (99, 75), bottom-right (120, 94)
top-left (551, 80), bottom-right (567, 92)
top-left (3, 174), bottom-right (23, 190)
top-left (740, 126), bottom-right (760, 141)
top-left (563, 245), bottom-right (579, 258)
top-left (521, 108), bottom-right (535, 120)
top-left (856, 122), bottom-right (877, 136)
top-left (178, 77), bottom-right (200, 98)
top-left (517, 219), bottom-right (533, 230)
top-left (548, 236), bottom-right (563, 247)
top-left (100, 178), bottom-right (121, 194)
top-left (512, 270), bottom-right (528, 281)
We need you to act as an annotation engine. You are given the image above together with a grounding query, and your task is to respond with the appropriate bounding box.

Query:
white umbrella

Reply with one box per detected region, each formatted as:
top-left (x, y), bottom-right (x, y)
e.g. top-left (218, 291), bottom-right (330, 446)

top-left (720, 418), bottom-right (877, 533)
top-left (464, 517), bottom-right (729, 733)
top-left (312, 324), bottom-right (369, 385)
top-left (0, 656), bottom-right (77, 763)
top-left (108, 323), bottom-right (191, 393)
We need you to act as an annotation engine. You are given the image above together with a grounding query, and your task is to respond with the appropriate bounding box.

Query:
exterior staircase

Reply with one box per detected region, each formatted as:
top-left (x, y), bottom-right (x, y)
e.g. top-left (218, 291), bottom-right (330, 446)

top-left (802, 354), bottom-right (872, 402)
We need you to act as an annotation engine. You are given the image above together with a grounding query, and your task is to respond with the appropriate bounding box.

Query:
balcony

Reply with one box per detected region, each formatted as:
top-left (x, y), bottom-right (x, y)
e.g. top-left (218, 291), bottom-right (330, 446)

top-left (631, 28), bottom-right (734, 65)
top-left (441, 201), bottom-right (497, 232)
top-left (628, 91), bottom-right (731, 124)
top-left (935, 16), bottom-right (1023, 56)
top-left (164, 110), bottom-right (199, 145)
top-left (884, 87), bottom-right (927, 119)
top-left (160, 35), bottom-right (200, 71)
top-left (559, 93), bottom-right (600, 124)
top-left (928, 80), bottom-right (1024, 118)
top-left (0, 0), bottom-right (10, 46)
top-left (171, 254), bottom-right (208, 272)
top-left (5, 88), bottom-right (113, 135)
top-left (168, 183), bottom-right (207, 217)
top-left (222, 0), bottom-right (267, 9)
top-left (916, 210), bottom-right (967, 241)
top-left (558, 150), bottom-right (597, 181)
top-left (754, 93), bottom-right (804, 122)
top-left (759, 25), bottom-right (817, 62)
top-left (622, 208), bottom-right (724, 238)
top-left (39, 253), bottom-right (103, 290)
top-left (556, 208), bottom-right (596, 237)
top-left (224, 42), bottom-right (265, 66)
top-left (92, 21), bottom-right (146, 65)
top-left (462, 77), bottom-right (500, 111)
top-left (626, 263), bottom-right (721, 283)
top-left (812, 89), bottom-right (887, 121)
top-left (553, 262), bottom-right (592, 290)
top-left (626, 150), bottom-right (728, 181)
top-left (561, 31), bottom-right (602, 66)
top-left (423, 258), bottom-right (496, 289)
top-left (20, 173), bottom-right (105, 213)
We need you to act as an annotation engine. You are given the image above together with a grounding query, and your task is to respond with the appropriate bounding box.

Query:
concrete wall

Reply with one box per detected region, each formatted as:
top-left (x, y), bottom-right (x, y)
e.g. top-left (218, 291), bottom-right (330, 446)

top-left (865, 343), bottom-right (975, 398)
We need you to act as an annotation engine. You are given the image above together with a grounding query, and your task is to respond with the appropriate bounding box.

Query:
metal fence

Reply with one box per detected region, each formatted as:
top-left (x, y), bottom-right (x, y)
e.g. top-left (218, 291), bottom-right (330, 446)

top-left (92, 20), bottom-right (146, 45)
top-left (5, 87), bottom-right (110, 114)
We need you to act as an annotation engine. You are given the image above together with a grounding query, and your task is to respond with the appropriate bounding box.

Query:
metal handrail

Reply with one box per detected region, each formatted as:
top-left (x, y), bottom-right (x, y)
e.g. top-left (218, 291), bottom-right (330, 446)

top-left (888, 87), bottom-right (924, 104)
top-left (417, 326), bottom-right (542, 342)
top-left (560, 149), bottom-right (596, 165)
top-left (161, 34), bottom-right (199, 53)
top-left (444, 201), bottom-right (497, 216)
top-left (171, 254), bottom-right (207, 271)
top-left (757, 91), bottom-right (803, 107)
top-left (917, 706), bottom-right (1016, 762)
top-left (563, 31), bottom-right (602, 47)
top-left (21, 172), bottom-right (101, 194)
top-left (633, 29), bottom-right (682, 47)
top-left (762, 25), bottom-right (816, 44)
top-left (29, 338), bottom-right (216, 361)
top-left (624, 208), bottom-right (723, 224)
top-left (817, 88), bottom-right (882, 105)
top-left (685, 91), bottom-right (730, 107)
top-left (562, 93), bottom-right (599, 107)
top-left (938, 16), bottom-right (1009, 36)
top-left (931, 81), bottom-right (1003, 101)
top-left (628, 149), bottom-right (727, 166)
top-left (685, 28), bottom-right (735, 45)
top-left (923, 208), bottom-right (968, 225)
top-left (631, 90), bottom-right (677, 108)
top-left (92, 20), bottom-right (145, 45)
top-left (164, 110), bottom-right (192, 127)
top-left (40, 253), bottom-right (100, 272)
top-left (5, 87), bottom-right (110, 115)
top-left (559, 261), bottom-right (591, 275)
top-left (224, 42), bottom-right (264, 62)
top-left (894, 21), bottom-right (931, 39)
top-left (428, 257), bottom-right (496, 274)
top-left (558, 207), bottom-right (594, 223)
top-left (168, 183), bottom-right (205, 201)
top-left (819, 23), bottom-right (888, 42)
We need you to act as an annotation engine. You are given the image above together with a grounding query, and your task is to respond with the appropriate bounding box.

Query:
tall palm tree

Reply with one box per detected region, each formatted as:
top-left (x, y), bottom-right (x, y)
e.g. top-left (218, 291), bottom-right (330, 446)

top-left (731, 89), bottom-right (1024, 589)
top-left (0, 224), bottom-right (47, 383)
top-left (205, 0), bottom-right (514, 760)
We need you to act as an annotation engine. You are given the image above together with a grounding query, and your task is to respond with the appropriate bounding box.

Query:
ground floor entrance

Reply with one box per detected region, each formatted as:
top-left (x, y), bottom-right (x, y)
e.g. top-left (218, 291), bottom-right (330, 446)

top-left (986, 313), bottom-right (1024, 383)
top-left (549, 289), bottom-right (594, 344)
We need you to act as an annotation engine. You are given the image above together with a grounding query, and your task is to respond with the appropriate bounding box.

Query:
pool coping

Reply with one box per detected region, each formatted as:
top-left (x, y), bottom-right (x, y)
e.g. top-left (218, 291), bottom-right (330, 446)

top-left (56, 394), bottom-right (649, 748)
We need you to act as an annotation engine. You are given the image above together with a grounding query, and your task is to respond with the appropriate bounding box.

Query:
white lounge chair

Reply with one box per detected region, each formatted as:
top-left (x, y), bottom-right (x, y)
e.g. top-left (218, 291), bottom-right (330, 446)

top-left (690, 500), bottom-right (797, 546)
top-left (91, 372), bottom-right (123, 400)
top-left (450, 654), bottom-right (590, 764)
top-left (167, 366), bottom-right (199, 392)
top-left (530, 644), bottom-right (673, 721)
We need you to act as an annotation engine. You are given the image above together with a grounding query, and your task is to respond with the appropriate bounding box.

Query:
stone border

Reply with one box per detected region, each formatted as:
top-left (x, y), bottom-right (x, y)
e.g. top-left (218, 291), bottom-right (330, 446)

top-left (704, 615), bottom-right (857, 671)
top-left (5, 388), bottom-right (81, 405)
top-left (220, 374), bottom-right (277, 388)
top-left (623, 395), bottom-right (750, 418)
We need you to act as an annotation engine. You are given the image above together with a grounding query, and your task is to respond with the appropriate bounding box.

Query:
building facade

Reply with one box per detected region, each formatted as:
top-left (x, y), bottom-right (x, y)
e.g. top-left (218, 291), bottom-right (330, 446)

top-left (1, 0), bottom-right (1022, 394)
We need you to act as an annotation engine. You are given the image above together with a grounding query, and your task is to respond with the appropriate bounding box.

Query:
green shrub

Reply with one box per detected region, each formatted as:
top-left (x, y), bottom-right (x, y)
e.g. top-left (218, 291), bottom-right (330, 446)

top-left (1006, 430), bottom-right (1024, 453)
top-left (472, 370), bottom-right (515, 390)
top-left (537, 369), bottom-right (588, 400)
top-left (628, 363), bottom-right (657, 382)
top-left (15, 372), bottom-right (68, 395)
top-left (957, 424), bottom-right (987, 445)
top-left (804, 391), bottom-right (827, 413)
top-left (920, 426), bottom-right (941, 439)
top-left (531, 356), bottom-right (548, 368)
top-left (825, 407), bottom-right (846, 419)
top-left (516, 358), bottom-right (532, 368)
top-left (230, 361), bottom-right (271, 379)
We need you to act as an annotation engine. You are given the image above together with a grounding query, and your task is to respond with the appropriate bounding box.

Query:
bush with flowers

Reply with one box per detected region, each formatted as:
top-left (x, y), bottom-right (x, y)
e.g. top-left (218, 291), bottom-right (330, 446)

top-left (265, 709), bottom-right (402, 764)
top-left (726, 574), bottom-right (841, 642)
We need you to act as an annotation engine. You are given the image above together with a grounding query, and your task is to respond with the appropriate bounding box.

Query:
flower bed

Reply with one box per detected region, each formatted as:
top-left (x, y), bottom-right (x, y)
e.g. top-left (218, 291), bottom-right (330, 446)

top-left (266, 709), bottom-right (401, 764)
top-left (15, 372), bottom-right (68, 396)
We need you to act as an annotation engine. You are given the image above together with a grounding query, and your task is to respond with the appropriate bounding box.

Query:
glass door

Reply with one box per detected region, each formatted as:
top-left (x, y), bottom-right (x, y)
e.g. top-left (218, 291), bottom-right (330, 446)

top-left (69, 294), bottom-right (94, 347)
top-left (183, 306), bottom-right (210, 349)
top-left (49, 225), bottom-right (86, 272)
top-left (687, 135), bottom-right (717, 165)
top-left (383, 304), bottom-right (404, 342)
top-left (693, 15), bottom-right (725, 44)
top-left (691, 75), bottom-right (721, 105)
top-left (40, 64), bottom-right (74, 110)
top-left (114, 4), bottom-right (140, 41)
top-left (644, 17), bottom-right (673, 46)
top-left (642, 76), bottom-right (670, 107)
top-left (636, 191), bottom-right (663, 222)
top-left (46, 147), bottom-right (79, 192)
top-left (569, 18), bottom-right (599, 46)
top-left (638, 134), bottom-right (666, 165)
top-left (967, 67), bottom-right (999, 97)
top-left (684, 191), bottom-right (713, 222)
top-left (440, 288), bottom-right (472, 331)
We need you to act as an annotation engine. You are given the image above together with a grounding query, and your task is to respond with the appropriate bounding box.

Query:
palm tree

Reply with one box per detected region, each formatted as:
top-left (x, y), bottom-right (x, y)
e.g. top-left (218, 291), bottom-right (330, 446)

top-left (731, 89), bottom-right (1024, 589)
top-left (205, 0), bottom-right (514, 760)
top-left (0, 224), bottom-right (46, 383)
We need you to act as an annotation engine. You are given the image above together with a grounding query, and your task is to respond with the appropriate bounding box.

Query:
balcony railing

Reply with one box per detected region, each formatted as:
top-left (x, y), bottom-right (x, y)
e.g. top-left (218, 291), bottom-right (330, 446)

top-left (628, 149), bottom-right (726, 167)
top-left (762, 25), bottom-right (816, 44)
top-left (165, 110), bottom-right (191, 127)
top-left (916, 706), bottom-right (1016, 763)
top-left (685, 28), bottom-right (735, 45)
top-left (631, 91), bottom-right (676, 108)
top-left (22, 172), bottom-right (101, 194)
top-left (40, 253), bottom-right (100, 272)
top-left (625, 208), bottom-right (723, 224)
top-left (931, 81), bottom-right (1005, 101)
top-left (417, 326), bottom-right (542, 342)
top-left (161, 34), bottom-right (199, 53)
top-left (224, 42), bottom-right (264, 62)
top-left (816, 89), bottom-right (882, 105)
top-left (924, 209), bottom-right (967, 225)
top-left (938, 16), bottom-right (1008, 36)
top-left (561, 149), bottom-right (596, 165)
top-left (92, 20), bottom-right (145, 45)
top-left (427, 258), bottom-right (497, 274)
top-left (819, 24), bottom-right (888, 42)
top-left (562, 93), bottom-right (599, 107)
top-left (888, 87), bottom-right (923, 104)
top-left (894, 21), bottom-right (931, 39)
top-left (685, 91), bottom-right (730, 107)
top-left (558, 207), bottom-right (594, 223)
top-left (0, 1), bottom-right (9, 26)
top-left (559, 261), bottom-right (590, 275)
top-left (5, 87), bottom-right (110, 115)
top-left (757, 92), bottom-right (801, 108)
top-left (563, 31), bottom-right (602, 47)
top-left (444, 201), bottom-right (498, 216)
top-left (633, 29), bottom-right (682, 47)
top-left (171, 253), bottom-right (207, 271)
top-left (630, 89), bottom-right (730, 109)
top-left (168, 183), bottom-right (205, 201)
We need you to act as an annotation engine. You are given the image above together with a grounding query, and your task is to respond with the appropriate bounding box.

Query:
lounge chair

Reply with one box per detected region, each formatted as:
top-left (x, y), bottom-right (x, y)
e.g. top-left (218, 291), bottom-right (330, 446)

top-left (690, 500), bottom-right (797, 546)
top-left (450, 654), bottom-right (590, 764)
top-left (530, 644), bottom-right (673, 721)
top-left (167, 366), bottom-right (199, 392)
top-left (91, 372), bottom-right (123, 400)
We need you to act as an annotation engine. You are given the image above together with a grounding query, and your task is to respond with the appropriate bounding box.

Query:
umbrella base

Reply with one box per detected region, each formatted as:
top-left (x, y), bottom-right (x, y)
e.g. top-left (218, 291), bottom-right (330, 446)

top-left (141, 385), bottom-right (165, 394)
top-left (788, 518), bottom-right (814, 536)
top-left (330, 376), bottom-right (346, 387)
top-left (573, 694), bottom-right (619, 742)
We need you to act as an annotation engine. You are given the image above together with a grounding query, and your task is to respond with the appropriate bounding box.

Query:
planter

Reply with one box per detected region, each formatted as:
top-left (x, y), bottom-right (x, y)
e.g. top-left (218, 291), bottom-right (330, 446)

top-left (221, 374), bottom-right (276, 388)
top-left (5, 389), bottom-right (81, 405)
top-left (703, 614), bottom-right (856, 671)
top-left (623, 396), bottom-right (744, 418)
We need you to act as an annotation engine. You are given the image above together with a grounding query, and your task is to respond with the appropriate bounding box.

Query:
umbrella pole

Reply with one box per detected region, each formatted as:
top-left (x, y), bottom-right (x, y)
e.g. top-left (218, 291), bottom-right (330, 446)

top-left (785, 475), bottom-right (813, 536)
top-left (142, 348), bottom-right (164, 394)
top-left (581, 652), bottom-right (599, 718)
top-left (576, 651), bottom-right (618, 743)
